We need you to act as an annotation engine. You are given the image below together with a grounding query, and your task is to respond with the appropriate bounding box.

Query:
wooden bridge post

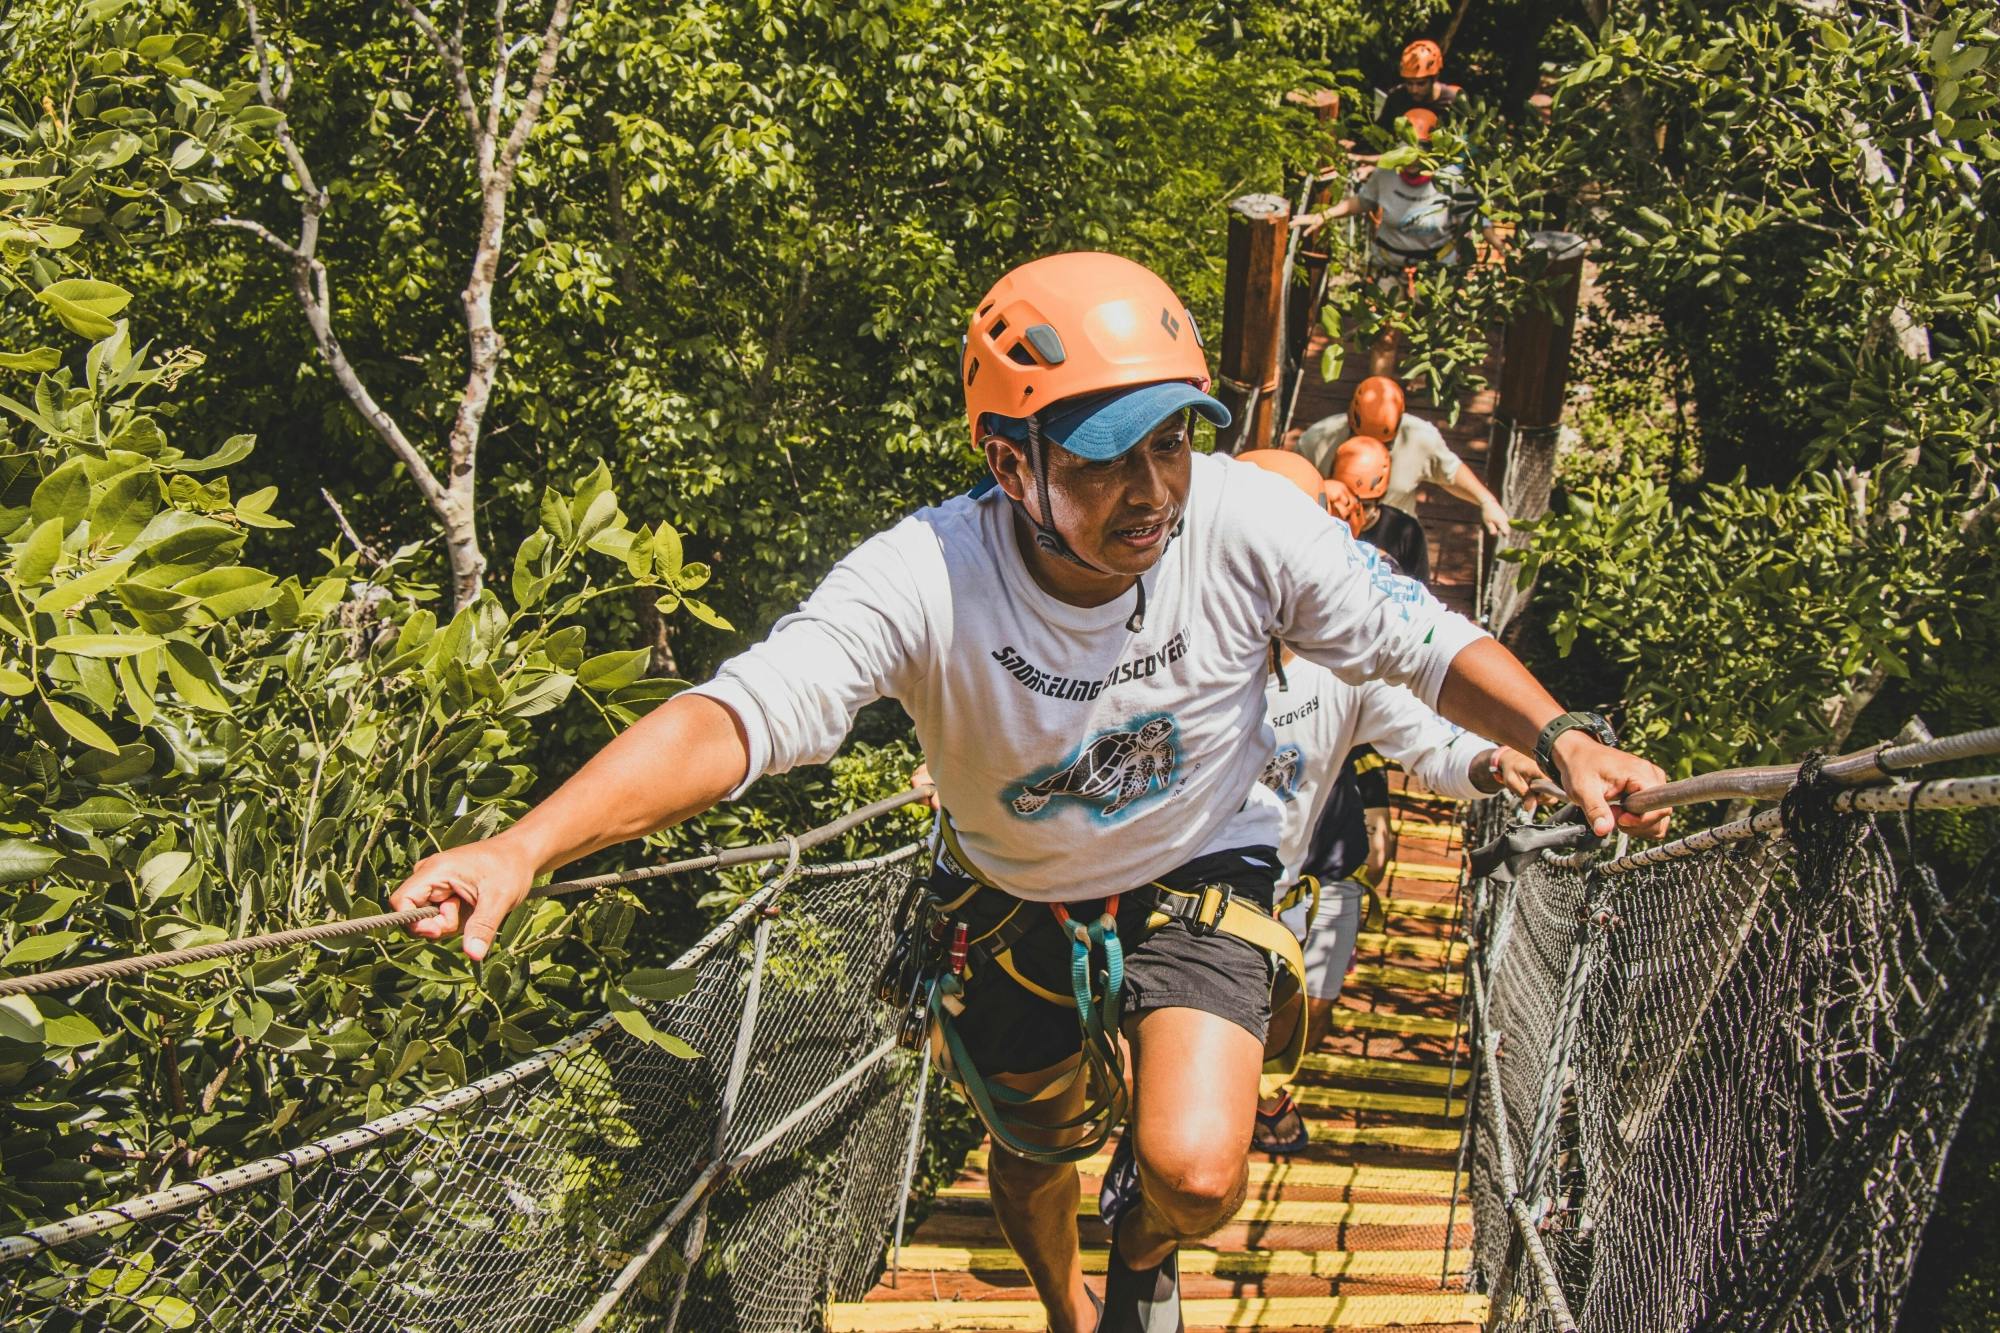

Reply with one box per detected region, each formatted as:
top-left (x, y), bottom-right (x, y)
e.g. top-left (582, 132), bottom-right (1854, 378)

top-left (1485, 230), bottom-right (1586, 635)
top-left (1216, 192), bottom-right (1290, 454)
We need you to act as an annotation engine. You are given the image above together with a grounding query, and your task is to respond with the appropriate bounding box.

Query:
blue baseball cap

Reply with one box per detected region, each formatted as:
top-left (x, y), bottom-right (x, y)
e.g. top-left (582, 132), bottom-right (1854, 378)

top-left (987, 381), bottom-right (1232, 461)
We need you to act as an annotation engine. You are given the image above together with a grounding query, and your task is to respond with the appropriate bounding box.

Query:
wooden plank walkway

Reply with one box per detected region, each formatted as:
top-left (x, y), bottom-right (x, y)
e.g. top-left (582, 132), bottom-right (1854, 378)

top-left (829, 795), bottom-right (1483, 1332)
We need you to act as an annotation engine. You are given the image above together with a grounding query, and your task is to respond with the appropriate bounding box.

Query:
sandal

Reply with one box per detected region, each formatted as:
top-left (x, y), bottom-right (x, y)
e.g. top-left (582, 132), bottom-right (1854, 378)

top-left (1252, 1090), bottom-right (1309, 1155)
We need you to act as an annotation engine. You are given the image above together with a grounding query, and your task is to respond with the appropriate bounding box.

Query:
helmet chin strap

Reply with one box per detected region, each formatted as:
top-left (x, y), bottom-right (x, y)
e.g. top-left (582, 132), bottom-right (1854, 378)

top-left (1013, 414), bottom-right (1184, 634)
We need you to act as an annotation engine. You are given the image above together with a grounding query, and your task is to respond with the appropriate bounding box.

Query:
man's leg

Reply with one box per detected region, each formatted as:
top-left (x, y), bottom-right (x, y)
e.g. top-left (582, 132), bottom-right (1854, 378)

top-left (983, 1057), bottom-right (1099, 1333)
top-left (1117, 1006), bottom-right (1264, 1268)
top-left (1253, 996), bottom-right (1341, 1149)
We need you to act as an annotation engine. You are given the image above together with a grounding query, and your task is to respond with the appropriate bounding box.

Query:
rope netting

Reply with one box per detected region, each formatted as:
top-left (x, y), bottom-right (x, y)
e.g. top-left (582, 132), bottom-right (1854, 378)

top-left (1462, 767), bottom-right (2000, 1331)
top-left (0, 842), bottom-right (929, 1332)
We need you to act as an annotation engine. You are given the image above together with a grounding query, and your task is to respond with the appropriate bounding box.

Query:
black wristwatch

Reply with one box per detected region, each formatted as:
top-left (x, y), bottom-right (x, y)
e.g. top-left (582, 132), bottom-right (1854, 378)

top-left (1533, 711), bottom-right (1618, 783)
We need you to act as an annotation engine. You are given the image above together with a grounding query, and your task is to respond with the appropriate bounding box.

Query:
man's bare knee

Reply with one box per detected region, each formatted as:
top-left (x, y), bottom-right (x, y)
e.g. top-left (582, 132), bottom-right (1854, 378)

top-left (1135, 1145), bottom-right (1248, 1237)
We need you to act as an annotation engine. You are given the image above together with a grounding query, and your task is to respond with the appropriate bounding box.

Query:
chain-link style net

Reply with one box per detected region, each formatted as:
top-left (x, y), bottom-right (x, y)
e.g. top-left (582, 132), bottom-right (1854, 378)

top-left (1465, 794), bottom-right (2000, 1331)
top-left (0, 846), bottom-right (927, 1332)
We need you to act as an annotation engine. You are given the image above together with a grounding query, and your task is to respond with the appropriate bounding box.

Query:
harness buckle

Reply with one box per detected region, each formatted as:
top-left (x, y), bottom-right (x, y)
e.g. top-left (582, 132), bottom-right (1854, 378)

top-left (1190, 883), bottom-right (1233, 936)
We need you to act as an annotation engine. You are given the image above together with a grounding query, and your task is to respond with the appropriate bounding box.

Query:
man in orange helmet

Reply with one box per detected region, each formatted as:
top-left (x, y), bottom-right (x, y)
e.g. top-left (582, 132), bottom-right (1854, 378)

top-left (1296, 110), bottom-right (1485, 277)
top-left (1377, 38), bottom-right (1462, 129)
top-left (391, 252), bottom-right (1668, 1333)
top-left (1298, 375), bottom-right (1512, 537)
top-left (1332, 435), bottom-right (1432, 585)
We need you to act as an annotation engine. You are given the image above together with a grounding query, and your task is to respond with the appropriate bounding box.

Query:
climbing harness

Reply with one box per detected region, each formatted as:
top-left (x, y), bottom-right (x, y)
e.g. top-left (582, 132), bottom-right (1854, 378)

top-left (877, 816), bottom-right (1309, 1164)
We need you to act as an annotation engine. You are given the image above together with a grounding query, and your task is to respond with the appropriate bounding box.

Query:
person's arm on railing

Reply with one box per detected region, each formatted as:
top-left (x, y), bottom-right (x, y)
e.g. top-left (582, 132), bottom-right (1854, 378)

top-left (1435, 639), bottom-right (1669, 841)
top-left (392, 693), bottom-right (753, 960)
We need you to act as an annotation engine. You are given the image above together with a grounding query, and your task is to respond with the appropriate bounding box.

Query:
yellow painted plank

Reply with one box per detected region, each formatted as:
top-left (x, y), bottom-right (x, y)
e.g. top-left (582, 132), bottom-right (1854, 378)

top-left (1356, 932), bottom-right (1464, 962)
top-left (1348, 962), bottom-right (1465, 995)
top-left (934, 1187), bottom-right (1456, 1227)
top-left (1300, 1052), bottom-right (1467, 1090)
top-left (962, 1149), bottom-right (1460, 1196)
top-left (1389, 818), bottom-right (1460, 841)
top-left (1326, 1007), bottom-right (1459, 1039)
top-left (1386, 860), bottom-right (1462, 884)
top-left (1385, 898), bottom-right (1457, 923)
top-left (1293, 1085), bottom-right (1463, 1118)
top-left (829, 1294), bottom-right (1489, 1330)
top-left (1307, 1122), bottom-right (1461, 1151)
top-left (889, 1245), bottom-right (1474, 1278)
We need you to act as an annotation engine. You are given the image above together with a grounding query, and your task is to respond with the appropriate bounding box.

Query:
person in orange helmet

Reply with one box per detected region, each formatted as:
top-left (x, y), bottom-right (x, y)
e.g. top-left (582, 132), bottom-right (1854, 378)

top-left (390, 252), bottom-right (1671, 1333)
top-left (1298, 375), bottom-right (1512, 537)
top-left (1333, 434), bottom-right (1432, 585)
top-left (1233, 449), bottom-right (1539, 1156)
top-left (1378, 37), bottom-right (1462, 129)
top-left (1294, 110), bottom-right (1486, 279)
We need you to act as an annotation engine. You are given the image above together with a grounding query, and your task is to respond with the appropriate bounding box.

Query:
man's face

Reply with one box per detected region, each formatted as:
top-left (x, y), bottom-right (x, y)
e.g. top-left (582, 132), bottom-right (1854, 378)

top-left (1404, 77), bottom-right (1436, 101)
top-left (991, 414), bottom-right (1194, 578)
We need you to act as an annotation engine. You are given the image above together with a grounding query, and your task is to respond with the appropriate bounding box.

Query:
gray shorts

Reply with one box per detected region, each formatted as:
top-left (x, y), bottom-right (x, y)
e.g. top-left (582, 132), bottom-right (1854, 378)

top-left (1280, 877), bottom-right (1366, 1002)
top-left (934, 847), bottom-right (1282, 1078)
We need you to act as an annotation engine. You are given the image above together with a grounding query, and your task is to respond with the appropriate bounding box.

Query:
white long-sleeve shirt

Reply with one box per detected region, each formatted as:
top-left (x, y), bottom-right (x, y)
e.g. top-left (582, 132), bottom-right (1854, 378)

top-left (692, 451), bottom-right (1488, 902)
top-left (1260, 658), bottom-right (1490, 888)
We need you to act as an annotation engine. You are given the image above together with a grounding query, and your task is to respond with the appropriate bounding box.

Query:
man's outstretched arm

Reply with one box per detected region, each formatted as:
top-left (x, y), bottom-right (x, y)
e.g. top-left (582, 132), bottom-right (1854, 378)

top-left (389, 693), bottom-right (751, 959)
top-left (1435, 637), bottom-right (1669, 840)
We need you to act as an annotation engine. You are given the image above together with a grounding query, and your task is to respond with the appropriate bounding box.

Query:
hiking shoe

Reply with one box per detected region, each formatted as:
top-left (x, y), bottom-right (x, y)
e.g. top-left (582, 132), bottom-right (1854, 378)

top-left (1097, 1130), bottom-right (1141, 1236)
top-left (1099, 1242), bottom-right (1183, 1333)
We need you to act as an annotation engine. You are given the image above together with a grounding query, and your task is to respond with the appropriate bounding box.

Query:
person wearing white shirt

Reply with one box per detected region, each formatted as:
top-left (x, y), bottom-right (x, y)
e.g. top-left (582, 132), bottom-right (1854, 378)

top-left (390, 253), bottom-right (1669, 1333)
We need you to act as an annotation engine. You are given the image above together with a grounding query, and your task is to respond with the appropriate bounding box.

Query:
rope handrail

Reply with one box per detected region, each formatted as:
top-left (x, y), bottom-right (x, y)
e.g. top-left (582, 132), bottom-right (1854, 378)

top-left (0, 784), bottom-right (936, 999)
top-left (1615, 725), bottom-right (2000, 815)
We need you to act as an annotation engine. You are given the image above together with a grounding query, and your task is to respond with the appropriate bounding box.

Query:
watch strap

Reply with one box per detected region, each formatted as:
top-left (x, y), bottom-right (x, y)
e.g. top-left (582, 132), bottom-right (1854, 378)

top-left (1534, 711), bottom-right (1616, 781)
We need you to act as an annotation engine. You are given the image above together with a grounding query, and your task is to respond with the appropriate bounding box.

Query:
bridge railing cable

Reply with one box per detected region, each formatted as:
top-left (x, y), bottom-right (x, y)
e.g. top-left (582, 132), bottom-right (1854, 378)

top-left (0, 794), bottom-right (938, 1333)
top-left (1457, 726), bottom-right (2000, 1329)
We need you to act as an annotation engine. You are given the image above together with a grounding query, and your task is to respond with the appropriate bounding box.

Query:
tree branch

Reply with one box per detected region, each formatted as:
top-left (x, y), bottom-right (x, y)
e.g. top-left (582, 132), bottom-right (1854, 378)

top-left (391, 0), bottom-right (482, 140)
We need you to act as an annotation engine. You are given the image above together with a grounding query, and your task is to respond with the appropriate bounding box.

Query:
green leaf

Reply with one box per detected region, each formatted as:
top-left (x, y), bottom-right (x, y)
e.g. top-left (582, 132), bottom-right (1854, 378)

top-left (2, 930), bottom-right (84, 966)
top-left (610, 1002), bottom-right (698, 1059)
top-left (137, 851), bottom-right (195, 902)
top-left (0, 347), bottom-right (61, 372)
top-left (578, 649), bottom-right (650, 691)
top-left (0, 996), bottom-right (44, 1045)
top-left (31, 460), bottom-right (90, 527)
top-left (130, 1295), bottom-right (196, 1330)
top-left (681, 598), bottom-right (734, 632)
top-left (162, 640), bottom-right (231, 711)
top-left (13, 516), bottom-right (63, 585)
top-left (53, 796), bottom-right (142, 834)
top-left (176, 435), bottom-right (255, 472)
top-left (677, 561), bottom-right (711, 592)
top-left (652, 522), bottom-right (684, 581)
top-left (33, 560), bottom-right (124, 615)
top-left (35, 279), bottom-right (132, 340)
top-left (0, 176), bottom-right (59, 193)
top-left (174, 566), bottom-right (279, 619)
top-left (0, 838), bottom-right (63, 884)
top-left (46, 698), bottom-right (120, 753)
top-left (497, 672), bottom-right (574, 719)
top-left (0, 668), bottom-right (33, 697)
top-left (49, 633), bottom-right (165, 659)
top-left (619, 967), bottom-right (697, 1002)
top-left (94, 467), bottom-right (159, 545)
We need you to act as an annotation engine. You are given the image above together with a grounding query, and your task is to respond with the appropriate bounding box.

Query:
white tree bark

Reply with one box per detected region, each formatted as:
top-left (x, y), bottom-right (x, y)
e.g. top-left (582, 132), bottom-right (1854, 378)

top-left (226, 0), bottom-right (575, 610)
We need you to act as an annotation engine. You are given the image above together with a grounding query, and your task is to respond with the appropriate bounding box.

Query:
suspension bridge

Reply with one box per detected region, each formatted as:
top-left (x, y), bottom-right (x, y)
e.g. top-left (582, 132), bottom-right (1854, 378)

top-left (2, 719), bottom-right (1995, 1330)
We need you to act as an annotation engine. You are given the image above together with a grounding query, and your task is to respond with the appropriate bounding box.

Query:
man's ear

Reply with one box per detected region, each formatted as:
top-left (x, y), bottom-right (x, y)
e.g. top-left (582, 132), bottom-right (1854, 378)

top-left (983, 435), bottom-right (1032, 504)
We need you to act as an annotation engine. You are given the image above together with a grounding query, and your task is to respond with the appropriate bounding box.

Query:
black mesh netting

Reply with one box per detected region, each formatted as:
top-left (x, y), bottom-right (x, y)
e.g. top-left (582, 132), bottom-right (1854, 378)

top-left (0, 846), bottom-right (928, 1332)
top-left (1466, 798), bottom-right (2000, 1331)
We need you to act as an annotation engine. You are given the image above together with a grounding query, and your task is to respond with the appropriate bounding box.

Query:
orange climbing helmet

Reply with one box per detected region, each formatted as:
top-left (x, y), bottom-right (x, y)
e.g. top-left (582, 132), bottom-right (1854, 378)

top-left (1401, 39), bottom-right (1444, 80)
top-left (1350, 376), bottom-right (1406, 440)
top-left (1402, 107), bottom-right (1438, 143)
top-left (1334, 435), bottom-right (1392, 502)
top-left (1235, 449), bottom-right (1329, 504)
top-left (1322, 478), bottom-right (1363, 537)
top-left (962, 252), bottom-right (1224, 455)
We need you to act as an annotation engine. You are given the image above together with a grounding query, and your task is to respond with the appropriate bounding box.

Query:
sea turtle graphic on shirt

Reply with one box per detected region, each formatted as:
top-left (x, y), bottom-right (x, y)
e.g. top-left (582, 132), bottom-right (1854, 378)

top-left (1012, 716), bottom-right (1178, 820)
top-left (1259, 744), bottom-right (1303, 801)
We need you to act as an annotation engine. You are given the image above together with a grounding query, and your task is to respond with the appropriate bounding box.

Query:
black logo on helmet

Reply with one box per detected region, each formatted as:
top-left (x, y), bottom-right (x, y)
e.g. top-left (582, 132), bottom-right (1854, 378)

top-left (1160, 307), bottom-right (1181, 339)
